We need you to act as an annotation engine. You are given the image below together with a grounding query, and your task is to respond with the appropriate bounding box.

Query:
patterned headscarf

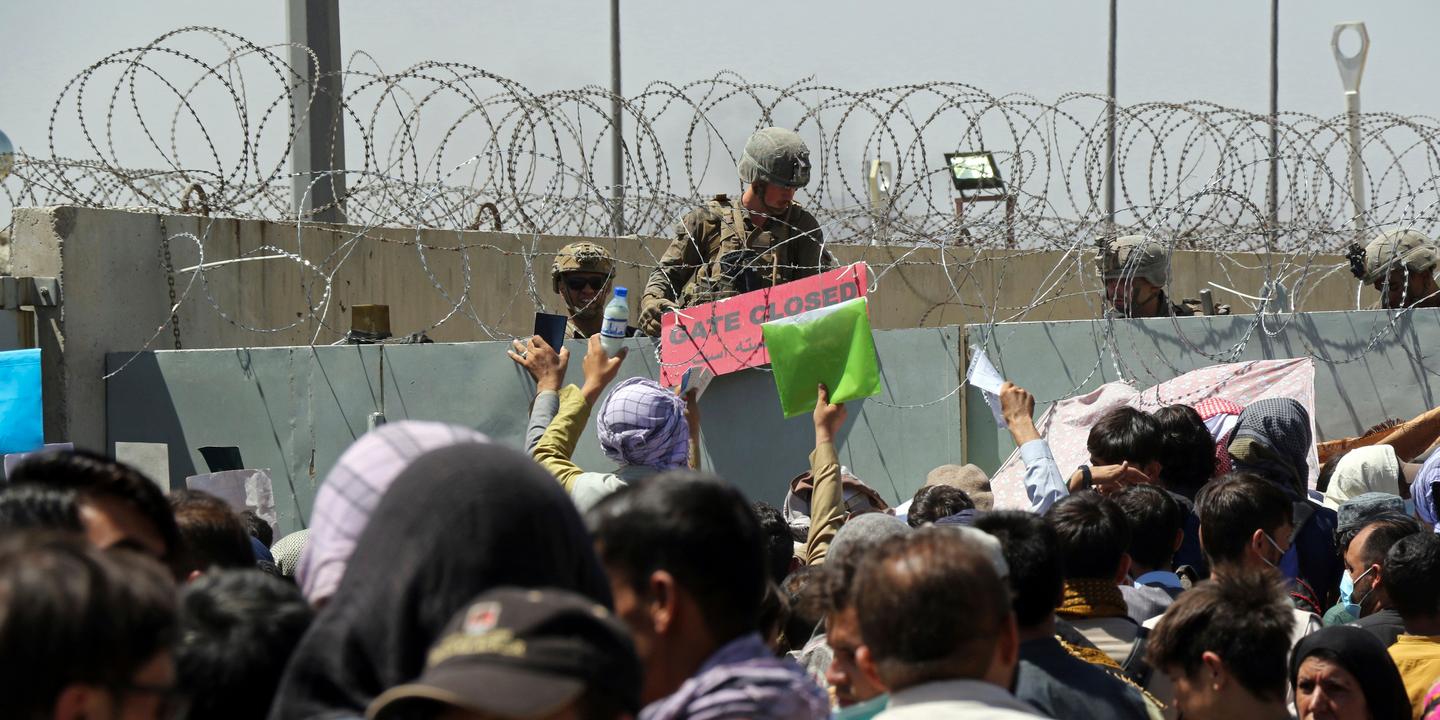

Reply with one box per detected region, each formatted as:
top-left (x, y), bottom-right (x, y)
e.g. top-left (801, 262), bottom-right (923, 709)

top-left (597, 377), bottom-right (689, 469)
top-left (1413, 452), bottom-right (1440, 532)
top-left (271, 528), bottom-right (309, 577)
top-left (1195, 397), bottom-right (1245, 476)
top-left (1229, 397), bottom-right (1312, 499)
top-left (297, 421), bottom-right (489, 605)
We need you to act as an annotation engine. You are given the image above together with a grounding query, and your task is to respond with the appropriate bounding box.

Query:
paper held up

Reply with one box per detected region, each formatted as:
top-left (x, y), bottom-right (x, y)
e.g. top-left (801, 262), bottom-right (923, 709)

top-left (762, 296), bottom-right (883, 419)
top-left (967, 345), bottom-right (1008, 428)
top-left (186, 468), bottom-right (278, 529)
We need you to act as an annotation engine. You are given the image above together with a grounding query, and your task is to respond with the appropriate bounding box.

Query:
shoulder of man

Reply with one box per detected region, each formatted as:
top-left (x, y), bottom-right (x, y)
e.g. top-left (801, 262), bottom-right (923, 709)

top-left (676, 196), bottom-right (733, 235)
top-left (1175, 298), bottom-right (1232, 316)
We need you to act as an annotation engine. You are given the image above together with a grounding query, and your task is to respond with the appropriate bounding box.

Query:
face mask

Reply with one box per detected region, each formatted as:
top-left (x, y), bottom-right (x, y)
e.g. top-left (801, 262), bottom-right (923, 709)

top-left (1406, 499), bottom-right (1417, 516)
top-left (1261, 532), bottom-right (1286, 569)
top-left (834, 694), bottom-right (890, 720)
top-left (1340, 565), bottom-right (1377, 618)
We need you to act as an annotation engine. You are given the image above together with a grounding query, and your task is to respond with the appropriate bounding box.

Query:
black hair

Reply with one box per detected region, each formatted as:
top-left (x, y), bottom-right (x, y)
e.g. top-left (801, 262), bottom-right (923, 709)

top-left (1354, 514), bottom-right (1422, 567)
top-left (241, 509), bottom-right (273, 549)
top-left (587, 472), bottom-right (765, 641)
top-left (9, 449), bottom-right (180, 564)
top-left (1115, 484), bottom-right (1184, 570)
top-left (1046, 491), bottom-right (1132, 580)
top-left (780, 565), bottom-right (825, 652)
top-left (1087, 406), bottom-right (1163, 467)
top-left (853, 528), bottom-right (1012, 689)
top-left (1153, 405), bottom-right (1217, 496)
top-left (176, 568), bottom-right (314, 720)
top-left (974, 511), bottom-right (1063, 628)
top-left (1384, 532), bottom-right (1440, 620)
top-left (906, 485), bottom-right (974, 528)
top-left (1146, 569), bottom-right (1294, 702)
top-left (0, 484), bottom-right (83, 534)
top-left (0, 532), bottom-right (177, 720)
top-left (170, 490), bottom-right (257, 577)
top-left (751, 501), bottom-right (794, 585)
top-left (1194, 472), bottom-right (1291, 567)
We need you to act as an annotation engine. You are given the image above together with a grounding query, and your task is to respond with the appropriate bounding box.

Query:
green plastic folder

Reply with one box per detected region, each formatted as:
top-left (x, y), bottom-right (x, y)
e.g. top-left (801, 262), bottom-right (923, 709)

top-left (762, 296), bottom-right (882, 418)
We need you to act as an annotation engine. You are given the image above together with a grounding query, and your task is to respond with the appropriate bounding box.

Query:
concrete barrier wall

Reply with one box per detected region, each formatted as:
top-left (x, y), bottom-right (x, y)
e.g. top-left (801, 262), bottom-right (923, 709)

top-left (963, 308), bottom-right (1440, 473)
top-left (10, 205), bottom-right (1376, 451)
top-left (106, 329), bottom-right (965, 534)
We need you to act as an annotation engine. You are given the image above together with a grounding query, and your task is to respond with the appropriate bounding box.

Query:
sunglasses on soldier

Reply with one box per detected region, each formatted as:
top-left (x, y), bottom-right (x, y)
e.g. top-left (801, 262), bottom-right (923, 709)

top-left (564, 276), bottom-right (608, 292)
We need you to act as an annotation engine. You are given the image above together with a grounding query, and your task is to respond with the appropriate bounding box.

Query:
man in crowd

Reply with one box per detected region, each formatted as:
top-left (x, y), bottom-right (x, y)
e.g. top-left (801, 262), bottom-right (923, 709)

top-left (639, 127), bottom-right (832, 335)
top-left (1192, 473), bottom-right (1322, 642)
top-left (1382, 532), bottom-right (1440, 714)
top-left (0, 532), bottom-right (179, 720)
top-left (1341, 513), bottom-right (1422, 646)
top-left (850, 528), bottom-right (1041, 718)
top-left (1349, 228), bottom-right (1440, 309)
top-left (1146, 570), bottom-right (1296, 720)
top-left (1116, 484), bottom-right (1186, 623)
top-left (975, 511), bottom-right (1156, 719)
top-left (9, 450), bottom-right (181, 574)
top-left (169, 489), bottom-right (258, 581)
top-left (1044, 491), bottom-right (1153, 685)
top-left (816, 513), bottom-right (911, 714)
top-left (585, 472), bottom-right (828, 719)
top-left (551, 241), bottom-right (624, 339)
top-left (1100, 235), bottom-right (1228, 318)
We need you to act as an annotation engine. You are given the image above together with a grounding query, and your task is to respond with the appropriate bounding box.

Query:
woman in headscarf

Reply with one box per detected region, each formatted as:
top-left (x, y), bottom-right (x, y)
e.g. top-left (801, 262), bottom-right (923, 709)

top-left (1228, 398), bottom-right (1342, 611)
top-left (269, 442), bottom-right (612, 720)
top-left (1290, 625), bottom-right (1410, 720)
top-left (532, 336), bottom-right (692, 512)
top-left (296, 421), bottom-right (489, 607)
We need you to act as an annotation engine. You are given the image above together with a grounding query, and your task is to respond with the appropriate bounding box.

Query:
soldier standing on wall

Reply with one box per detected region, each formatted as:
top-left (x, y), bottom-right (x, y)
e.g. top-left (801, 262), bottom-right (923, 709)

top-left (1100, 235), bottom-right (1230, 318)
top-left (638, 127), bottom-right (835, 336)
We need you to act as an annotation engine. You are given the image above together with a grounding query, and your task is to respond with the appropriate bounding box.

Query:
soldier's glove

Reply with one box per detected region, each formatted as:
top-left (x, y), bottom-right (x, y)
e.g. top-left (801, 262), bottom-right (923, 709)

top-left (639, 299), bottom-right (678, 337)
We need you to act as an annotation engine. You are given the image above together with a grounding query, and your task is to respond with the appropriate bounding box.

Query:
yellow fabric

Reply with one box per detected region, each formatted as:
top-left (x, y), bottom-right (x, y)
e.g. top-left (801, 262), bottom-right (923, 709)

top-left (1388, 634), bottom-right (1440, 719)
top-left (1057, 635), bottom-right (1122, 670)
top-left (1056, 579), bottom-right (1130, 620)
top-left (802, 441), bottom-right (843, 566)
top-left (530, 384), bottom-right (592, 494)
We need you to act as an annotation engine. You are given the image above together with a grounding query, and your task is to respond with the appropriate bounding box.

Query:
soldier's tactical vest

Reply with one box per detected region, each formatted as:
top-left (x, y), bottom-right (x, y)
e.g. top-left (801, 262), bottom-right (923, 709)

top-left (680, 196), bottom-right (813, 307)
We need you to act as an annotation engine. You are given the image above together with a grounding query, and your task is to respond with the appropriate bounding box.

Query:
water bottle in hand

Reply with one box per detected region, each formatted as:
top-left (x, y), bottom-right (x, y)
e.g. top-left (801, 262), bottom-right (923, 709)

top-left (600, 286), bottom-right (629, 356)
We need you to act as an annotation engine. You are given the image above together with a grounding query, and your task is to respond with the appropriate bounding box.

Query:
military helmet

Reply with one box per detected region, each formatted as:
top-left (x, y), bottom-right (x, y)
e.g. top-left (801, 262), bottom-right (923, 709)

top-left (737, 127), bottom-right (812, 189)
top-left (1360, 228), bottom-right (1439, 284)
top-left (551, 241), bottom-right (615, 293)
top-left (1099, 235), bottom-right (1170, 287)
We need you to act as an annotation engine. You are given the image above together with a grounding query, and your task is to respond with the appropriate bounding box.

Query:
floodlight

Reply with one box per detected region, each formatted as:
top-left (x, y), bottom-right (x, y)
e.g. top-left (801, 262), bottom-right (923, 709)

top-left (943, 151), bottom-right (1004, 192)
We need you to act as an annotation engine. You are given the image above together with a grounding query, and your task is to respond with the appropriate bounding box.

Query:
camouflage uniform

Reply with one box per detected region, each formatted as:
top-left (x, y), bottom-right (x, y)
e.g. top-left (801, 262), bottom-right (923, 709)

top-left (1100, 235), bottom-right (1230, 318)
top-left (639, 195), bottom-right (832, 333)
top-left (639, 127), bottom-right (833, 335)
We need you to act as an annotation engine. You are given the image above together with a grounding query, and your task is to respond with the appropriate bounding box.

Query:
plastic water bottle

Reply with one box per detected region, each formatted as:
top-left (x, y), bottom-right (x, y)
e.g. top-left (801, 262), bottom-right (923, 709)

top-left (600, 286), bottom-right (629, 356)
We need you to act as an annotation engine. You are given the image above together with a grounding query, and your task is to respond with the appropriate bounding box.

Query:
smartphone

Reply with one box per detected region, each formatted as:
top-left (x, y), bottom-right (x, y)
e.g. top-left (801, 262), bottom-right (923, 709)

top-left (533, 312), bottom-right (569, 352)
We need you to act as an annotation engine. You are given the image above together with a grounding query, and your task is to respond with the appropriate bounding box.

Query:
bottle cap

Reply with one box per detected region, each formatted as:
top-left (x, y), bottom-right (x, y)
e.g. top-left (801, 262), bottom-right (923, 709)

top-left (613, 286), bottom-right (628, 298)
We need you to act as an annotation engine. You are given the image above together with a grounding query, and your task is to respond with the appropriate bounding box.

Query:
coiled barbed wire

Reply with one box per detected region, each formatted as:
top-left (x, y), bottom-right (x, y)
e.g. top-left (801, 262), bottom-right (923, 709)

top-left (3, 26), bottom-right (1440, 405)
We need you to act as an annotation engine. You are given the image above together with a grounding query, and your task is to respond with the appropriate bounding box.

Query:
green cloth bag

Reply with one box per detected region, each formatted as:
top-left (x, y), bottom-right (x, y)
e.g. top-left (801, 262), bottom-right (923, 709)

top-left (761, 296), bottom-right (883, 418)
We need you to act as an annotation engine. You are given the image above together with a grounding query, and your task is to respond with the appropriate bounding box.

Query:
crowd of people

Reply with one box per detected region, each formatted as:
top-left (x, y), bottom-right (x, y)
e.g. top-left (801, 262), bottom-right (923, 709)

top-left (6, 126), bottom-right (1440, 720)
top-left (5, 325), bottom-right (1440, 720)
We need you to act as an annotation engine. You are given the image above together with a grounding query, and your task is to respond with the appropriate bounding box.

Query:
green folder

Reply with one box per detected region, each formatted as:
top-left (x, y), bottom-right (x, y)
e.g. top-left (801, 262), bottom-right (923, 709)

top-left (762, 297), bottom-right (882, 418)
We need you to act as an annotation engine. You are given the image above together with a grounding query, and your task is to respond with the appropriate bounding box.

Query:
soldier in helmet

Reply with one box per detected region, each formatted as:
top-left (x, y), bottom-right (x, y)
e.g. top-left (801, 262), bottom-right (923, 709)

top-left (551, 241), bottom-right (622, 338)
top-left (1100, 235), bottom-right (1228, 318)
top-left (638, 127), bottom-right (835, 335)
top-left (1348, 228), bottom-right (1440, 309)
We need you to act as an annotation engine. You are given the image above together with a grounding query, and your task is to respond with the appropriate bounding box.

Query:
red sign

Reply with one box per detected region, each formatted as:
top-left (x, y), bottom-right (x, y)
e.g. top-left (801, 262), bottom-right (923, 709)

top-left (659, 263), bottom-right (869, 386)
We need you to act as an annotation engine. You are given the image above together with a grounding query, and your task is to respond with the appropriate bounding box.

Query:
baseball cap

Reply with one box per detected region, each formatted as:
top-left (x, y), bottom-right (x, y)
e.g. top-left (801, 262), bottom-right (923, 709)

top-left (367, 587), bottom-right (641, 720)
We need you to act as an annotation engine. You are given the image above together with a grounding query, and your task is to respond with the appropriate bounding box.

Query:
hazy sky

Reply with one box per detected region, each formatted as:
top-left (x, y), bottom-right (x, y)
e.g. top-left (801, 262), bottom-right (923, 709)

top-left (3, 1), bottom-right (1436, 222)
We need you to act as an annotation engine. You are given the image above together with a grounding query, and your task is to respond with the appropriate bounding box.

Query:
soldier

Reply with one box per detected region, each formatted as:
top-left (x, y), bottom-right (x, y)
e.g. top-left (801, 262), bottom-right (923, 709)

top-left (551, 241), bottom-right (622, 339)
top-left (638, 127), bottom-right (834, 335)
top-left (1100, 235), bottom-right (1228, 318)
top-left (1348, 228), bottom-right (1440, 309)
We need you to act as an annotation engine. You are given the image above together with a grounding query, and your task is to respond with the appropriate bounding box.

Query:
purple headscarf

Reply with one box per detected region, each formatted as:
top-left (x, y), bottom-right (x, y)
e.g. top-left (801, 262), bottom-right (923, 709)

top-left (597, 377), bottom-right (689, 469)
top-left (297, 421), bottom-right (489, 605)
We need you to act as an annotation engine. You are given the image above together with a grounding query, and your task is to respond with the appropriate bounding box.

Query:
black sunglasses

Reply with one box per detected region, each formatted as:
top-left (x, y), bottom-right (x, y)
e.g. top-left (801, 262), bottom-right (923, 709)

top-left (565, 276), bottom-right (609, 291)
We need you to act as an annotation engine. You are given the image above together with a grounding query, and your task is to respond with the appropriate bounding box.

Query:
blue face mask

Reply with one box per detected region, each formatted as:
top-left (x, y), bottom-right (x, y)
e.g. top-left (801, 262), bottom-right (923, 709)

top-left (1340, 565), bottom-right (1377, 618)
top-left (834, 694), bottom-right (890, 720)
top-left (1406, 499), bottom-right (1417, 516)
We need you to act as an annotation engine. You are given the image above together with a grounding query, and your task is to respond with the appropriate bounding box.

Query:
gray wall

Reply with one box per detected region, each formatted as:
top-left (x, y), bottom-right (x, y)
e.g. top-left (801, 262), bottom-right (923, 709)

top-left (107, 328), bottom-right (963, 534)
top-left (963, 308), bottom-right (1440, 473)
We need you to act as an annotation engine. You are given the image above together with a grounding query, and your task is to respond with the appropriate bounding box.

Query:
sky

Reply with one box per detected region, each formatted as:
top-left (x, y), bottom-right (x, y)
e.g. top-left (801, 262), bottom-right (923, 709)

top-left (2, 1), bottom-right (1437, 225)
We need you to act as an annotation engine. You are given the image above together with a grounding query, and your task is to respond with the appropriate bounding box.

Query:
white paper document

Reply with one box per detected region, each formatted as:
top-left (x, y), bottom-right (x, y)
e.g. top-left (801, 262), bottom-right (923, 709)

top-left (966, 345), bottom-right (1008, 428)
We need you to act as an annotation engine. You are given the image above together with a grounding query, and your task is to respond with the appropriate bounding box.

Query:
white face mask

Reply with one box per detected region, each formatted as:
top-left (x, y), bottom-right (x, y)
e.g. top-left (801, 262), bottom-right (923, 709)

top-left (1260, 532), bottom-right (1287, 569)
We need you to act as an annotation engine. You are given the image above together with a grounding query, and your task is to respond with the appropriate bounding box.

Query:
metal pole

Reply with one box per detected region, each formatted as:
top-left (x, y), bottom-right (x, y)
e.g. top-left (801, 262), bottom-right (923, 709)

top-left (287, 0), bottom-right (346, 224)
top-left (1267, 0), bottom-right (1279, 252)
top-left (610, 0), bottom-right (625, 236)
top-left (1332, 22), bottom-right (1369, 237)
top-left (1104, 0), bottom-right (1117, 230)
